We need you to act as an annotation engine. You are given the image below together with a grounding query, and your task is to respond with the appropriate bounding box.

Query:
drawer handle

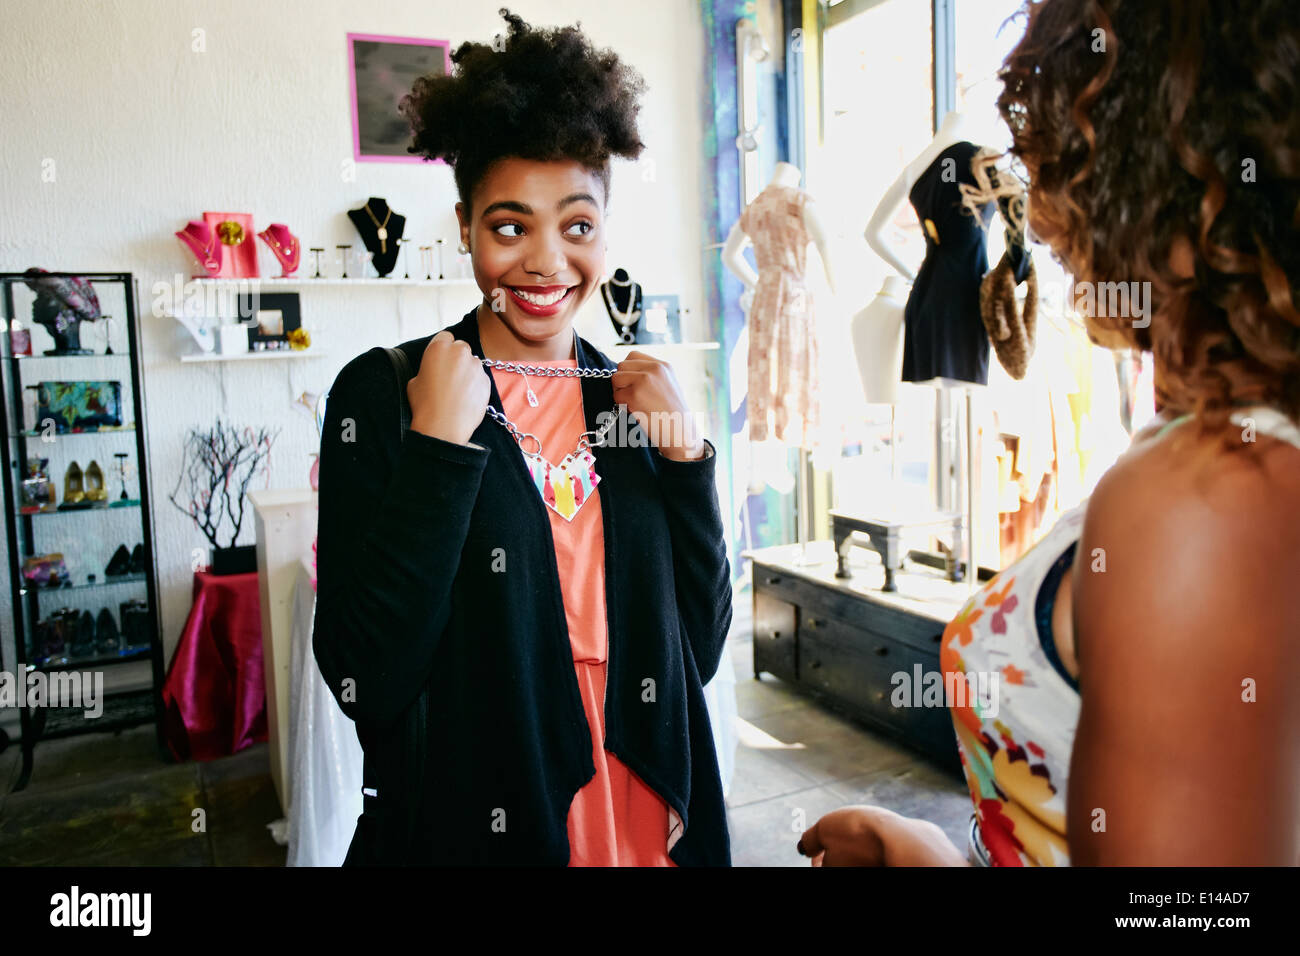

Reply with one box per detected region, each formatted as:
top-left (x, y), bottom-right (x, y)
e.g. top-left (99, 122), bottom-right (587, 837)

top-left (766, 576), bottom-right (781, 585)
top-left (875, 645), bottom-right (889, 657)
top-left (773, 631), bottom-right (782, 639)
top-left (807, 617), bottom-right (818, 628)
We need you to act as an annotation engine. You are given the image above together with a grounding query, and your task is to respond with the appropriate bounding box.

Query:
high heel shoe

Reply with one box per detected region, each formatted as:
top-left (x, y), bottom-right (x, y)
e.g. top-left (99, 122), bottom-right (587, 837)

top-left (63, 461), bottom-right (85, 505)
top-left (84, 460), bottom-right (107, 502)
top-left (128, 543), bottom-right (145, 575)
top-left (71, 609), bottom-right (97, 659)
top-left (105, 543), bottom-right (131, 577)
top-left (95, 607), bottom-right (120, 656)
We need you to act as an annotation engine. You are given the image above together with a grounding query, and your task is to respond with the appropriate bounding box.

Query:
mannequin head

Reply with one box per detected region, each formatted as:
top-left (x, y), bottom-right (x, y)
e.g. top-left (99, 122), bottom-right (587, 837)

top-left (997, 0), bottom-right (1300, 428)
top-left (399, 8), bottom-right (646, 352)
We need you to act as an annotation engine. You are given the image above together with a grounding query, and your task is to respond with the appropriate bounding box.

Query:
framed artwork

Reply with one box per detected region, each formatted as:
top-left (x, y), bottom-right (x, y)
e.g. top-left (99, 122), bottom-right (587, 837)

top-left (237, 292), bottom-right (301, 348)
top-left (347, 32), bottom-right (450, 164)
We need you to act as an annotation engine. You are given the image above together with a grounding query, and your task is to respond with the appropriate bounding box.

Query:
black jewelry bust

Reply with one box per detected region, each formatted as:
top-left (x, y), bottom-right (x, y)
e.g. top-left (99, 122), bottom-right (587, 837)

top-left (347, 197), bottom-right (406, 277)
top-left (600, 268), bottom-right (642, 343)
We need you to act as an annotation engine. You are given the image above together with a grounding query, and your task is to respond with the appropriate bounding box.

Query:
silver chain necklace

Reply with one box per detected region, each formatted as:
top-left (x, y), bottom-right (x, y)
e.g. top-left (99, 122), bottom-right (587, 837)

top-left (478, 349), bottom-right (619, 522)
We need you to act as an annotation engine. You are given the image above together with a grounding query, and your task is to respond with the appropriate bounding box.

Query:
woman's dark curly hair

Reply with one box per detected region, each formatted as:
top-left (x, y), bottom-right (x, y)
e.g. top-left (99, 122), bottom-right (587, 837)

top-left (998, 0), bottom-right (1300, 437)
top-left (399, 8), bottom-right (646, 215)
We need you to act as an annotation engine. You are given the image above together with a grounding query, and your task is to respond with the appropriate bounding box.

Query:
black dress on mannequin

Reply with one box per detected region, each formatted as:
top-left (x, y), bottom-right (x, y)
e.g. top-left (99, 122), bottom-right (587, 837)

top-left (599, 268), bottom-right (642, 343)
top-left (901, 141), bottom-right (995, 386)
top-left (347, 198), bottom-right (405, 278)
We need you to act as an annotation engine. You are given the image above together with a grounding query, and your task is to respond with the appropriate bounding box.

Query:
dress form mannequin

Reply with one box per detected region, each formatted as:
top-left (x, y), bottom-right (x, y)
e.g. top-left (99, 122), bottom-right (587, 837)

top-left (865, 110), bottom-right (972, 283)
top-left (722, 161), bottom-right (834, 519)
top-left (347, 197), bottom-right (405, 277)
top-left (599, 268), bottom-right (642, 343)
top-left (850, 274), bottom-right (910, 405)
top-left (866, 113), bottom-right (992, 587)
top-left (867, 111), bottom-right (997, 390)
top-left (722, 162), bottom-right (835, 294)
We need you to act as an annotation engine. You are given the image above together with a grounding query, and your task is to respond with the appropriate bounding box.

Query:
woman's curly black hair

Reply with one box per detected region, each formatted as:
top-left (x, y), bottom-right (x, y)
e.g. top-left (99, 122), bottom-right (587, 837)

top-left (399, 8), bottom-right (647, 214)
top-left (998, 0), bottom-right (1300, 438)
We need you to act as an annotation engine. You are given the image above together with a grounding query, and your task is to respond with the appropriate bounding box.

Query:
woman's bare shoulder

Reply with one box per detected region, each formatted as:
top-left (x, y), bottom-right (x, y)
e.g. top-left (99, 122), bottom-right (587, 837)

top-left (1077, 412), bottom-right (1300, 663)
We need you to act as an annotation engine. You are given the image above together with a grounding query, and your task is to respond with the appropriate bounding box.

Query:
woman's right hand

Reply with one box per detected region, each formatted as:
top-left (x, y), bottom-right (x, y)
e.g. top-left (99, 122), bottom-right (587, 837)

top-left (798, 806), bottom-right (969, 866)
top-left (409, 329), bottom-right (491, 446)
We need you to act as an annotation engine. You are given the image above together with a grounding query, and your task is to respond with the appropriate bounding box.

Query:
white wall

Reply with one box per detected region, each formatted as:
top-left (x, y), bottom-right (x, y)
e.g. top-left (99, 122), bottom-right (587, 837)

top-left (0, 0), bottom-right (709, 703)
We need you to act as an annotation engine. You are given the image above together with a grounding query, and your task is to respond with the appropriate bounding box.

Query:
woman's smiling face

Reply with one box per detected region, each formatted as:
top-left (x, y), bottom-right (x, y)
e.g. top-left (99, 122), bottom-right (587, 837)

top-left (457, 157), bottom-right (606, 349)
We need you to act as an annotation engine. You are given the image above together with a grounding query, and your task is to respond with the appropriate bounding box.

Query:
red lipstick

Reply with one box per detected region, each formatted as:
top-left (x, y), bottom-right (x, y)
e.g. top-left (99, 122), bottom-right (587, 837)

top-left (505, 284), bottom-right (577, 317)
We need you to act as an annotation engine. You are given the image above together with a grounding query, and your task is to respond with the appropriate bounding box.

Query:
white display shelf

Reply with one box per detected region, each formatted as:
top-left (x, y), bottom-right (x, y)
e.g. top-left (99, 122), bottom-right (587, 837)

top-left (191, 276), bottom-right (476, 287)
top-left (179, 350), bottom-right (329, 363)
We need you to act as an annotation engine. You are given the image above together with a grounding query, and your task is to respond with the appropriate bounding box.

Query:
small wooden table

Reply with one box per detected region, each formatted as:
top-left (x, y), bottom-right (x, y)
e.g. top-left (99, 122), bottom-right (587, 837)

top-left (828, 509), bottom-right (964, 592)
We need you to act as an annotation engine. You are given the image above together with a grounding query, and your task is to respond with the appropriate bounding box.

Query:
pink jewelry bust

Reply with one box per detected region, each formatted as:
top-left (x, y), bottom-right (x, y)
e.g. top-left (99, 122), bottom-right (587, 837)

top-left (175, 220), bottom-right (222, 278)
top-left (258, 222), bottom-right (301, 277)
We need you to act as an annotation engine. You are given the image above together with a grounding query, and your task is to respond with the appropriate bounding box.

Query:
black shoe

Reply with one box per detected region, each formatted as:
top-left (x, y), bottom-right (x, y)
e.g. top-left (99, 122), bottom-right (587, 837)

top-left (105, 544), bottom-right (131, 577)
top-left (71, 610), bottom-right (97, 659)
top-left (96, 607), bottom-right (120, 656)
top-left (128, 543), bottom-right (145, 575)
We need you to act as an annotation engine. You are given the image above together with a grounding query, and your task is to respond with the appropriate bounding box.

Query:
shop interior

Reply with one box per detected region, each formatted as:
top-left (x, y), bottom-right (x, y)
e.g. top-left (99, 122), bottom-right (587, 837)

top-left (0, 0), bottom-right (1155, 867)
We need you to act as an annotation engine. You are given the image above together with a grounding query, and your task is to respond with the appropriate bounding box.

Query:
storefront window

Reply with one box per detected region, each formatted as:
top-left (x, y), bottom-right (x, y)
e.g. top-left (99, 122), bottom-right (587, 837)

top-left (810, 0), bottom-right (1156, 572)
top-left (817, 0), bottom-right (938, 527)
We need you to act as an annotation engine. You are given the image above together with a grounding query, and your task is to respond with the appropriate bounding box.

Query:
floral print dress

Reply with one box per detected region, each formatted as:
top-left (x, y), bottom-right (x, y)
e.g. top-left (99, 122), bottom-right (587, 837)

top-left (941, 404), bottom-right (1300, 865)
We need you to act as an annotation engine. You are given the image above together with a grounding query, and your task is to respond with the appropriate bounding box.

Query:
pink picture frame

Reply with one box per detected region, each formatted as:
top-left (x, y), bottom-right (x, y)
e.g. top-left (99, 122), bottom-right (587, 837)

top-left (347, 32), bottom-right (451, 164)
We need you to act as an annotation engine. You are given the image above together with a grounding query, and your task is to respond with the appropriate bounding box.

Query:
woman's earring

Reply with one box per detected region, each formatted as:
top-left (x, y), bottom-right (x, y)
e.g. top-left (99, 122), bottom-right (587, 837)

top-left (456, 240), bottom-right (469, 255)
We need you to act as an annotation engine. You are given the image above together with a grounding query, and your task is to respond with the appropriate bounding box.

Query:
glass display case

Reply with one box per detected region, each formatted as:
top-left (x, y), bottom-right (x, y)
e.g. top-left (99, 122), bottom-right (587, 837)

top-left (0, 272), bottom-right (165, 790)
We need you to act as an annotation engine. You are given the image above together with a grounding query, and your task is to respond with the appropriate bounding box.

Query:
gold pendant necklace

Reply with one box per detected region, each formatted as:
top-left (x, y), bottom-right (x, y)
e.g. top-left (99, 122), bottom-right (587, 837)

top-left (363, 201), bottom-right (392, 253)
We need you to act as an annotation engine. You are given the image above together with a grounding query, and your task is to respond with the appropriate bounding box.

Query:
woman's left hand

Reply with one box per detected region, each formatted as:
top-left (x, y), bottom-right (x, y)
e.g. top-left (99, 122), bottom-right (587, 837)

top-left (610, 351), bottom-right (706, 461)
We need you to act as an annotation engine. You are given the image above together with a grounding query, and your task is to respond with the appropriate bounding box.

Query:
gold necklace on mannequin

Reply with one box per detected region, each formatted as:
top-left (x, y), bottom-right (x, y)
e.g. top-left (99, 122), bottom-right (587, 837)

top-left (363, 201), bottom-right (392, 253)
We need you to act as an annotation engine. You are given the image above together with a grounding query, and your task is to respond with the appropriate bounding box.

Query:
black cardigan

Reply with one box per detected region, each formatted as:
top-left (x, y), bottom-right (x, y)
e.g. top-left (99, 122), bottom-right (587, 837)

top-left (312, 307), bottom-right (734, 865)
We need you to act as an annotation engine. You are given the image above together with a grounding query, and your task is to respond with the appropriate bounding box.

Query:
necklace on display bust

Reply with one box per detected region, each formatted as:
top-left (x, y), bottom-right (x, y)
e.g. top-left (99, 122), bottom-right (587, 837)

top-left (363, 200), bottom-right (393, 253)
top-left (600, 275), bottom-right (642, 344)
top-left (176, 221), bottom-right (220, 275)
top-left (480, 330), bottom-right (619, 522)
top-left (257, 223), bottom-right (300, 274)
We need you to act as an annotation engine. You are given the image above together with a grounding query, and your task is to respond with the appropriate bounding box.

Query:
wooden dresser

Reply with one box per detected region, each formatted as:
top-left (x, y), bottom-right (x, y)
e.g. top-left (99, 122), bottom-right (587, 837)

top-left (745, 540), bottom-right (979, 778)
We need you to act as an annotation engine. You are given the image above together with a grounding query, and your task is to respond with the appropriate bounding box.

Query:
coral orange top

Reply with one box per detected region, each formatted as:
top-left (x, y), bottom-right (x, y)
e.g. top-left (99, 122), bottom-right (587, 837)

top-left (490, 358), bottom-right (678, 866)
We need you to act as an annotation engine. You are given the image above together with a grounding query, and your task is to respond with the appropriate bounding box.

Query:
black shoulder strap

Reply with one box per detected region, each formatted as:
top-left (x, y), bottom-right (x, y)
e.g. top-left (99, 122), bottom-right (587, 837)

top-left (383, 346), bottom-right (412, 440)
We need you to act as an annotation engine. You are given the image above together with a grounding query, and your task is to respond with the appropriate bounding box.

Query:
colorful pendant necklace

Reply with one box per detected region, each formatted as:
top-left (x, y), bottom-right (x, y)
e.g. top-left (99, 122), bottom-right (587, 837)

top-left (480, 353), bottom-right (618, 522)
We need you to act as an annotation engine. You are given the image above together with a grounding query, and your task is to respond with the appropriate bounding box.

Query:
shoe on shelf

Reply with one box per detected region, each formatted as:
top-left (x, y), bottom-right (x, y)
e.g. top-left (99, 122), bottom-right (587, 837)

top-left (84, 460), bottom-right (107, 502)
top-left (128, 543), bottom-right (145, 575)
top-left (95, 607), bottom-right (120, 656)
top-left (71, 609), bottom-right (97, 659)
top-left (105, 543), bottom-right (131, 577)
top-left (63, 461), bottom-right (85, 505)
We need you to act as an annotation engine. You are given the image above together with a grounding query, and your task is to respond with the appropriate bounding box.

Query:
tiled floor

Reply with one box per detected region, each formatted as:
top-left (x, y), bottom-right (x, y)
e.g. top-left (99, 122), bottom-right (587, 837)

top-left (722, 589), bottom-right (971, 867)
top-left (0, 584), bottom-right (971, 866)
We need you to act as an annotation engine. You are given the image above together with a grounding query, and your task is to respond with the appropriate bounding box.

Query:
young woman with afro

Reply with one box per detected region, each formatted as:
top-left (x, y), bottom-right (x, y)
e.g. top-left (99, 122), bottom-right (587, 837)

top-left (313, 9), bottom-right (734, 866)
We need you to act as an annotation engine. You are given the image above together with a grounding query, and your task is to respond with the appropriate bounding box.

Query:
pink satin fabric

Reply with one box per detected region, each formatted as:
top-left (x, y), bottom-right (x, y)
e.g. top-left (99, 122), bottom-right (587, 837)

top-left (161, 570), bottom-right (267, 761)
